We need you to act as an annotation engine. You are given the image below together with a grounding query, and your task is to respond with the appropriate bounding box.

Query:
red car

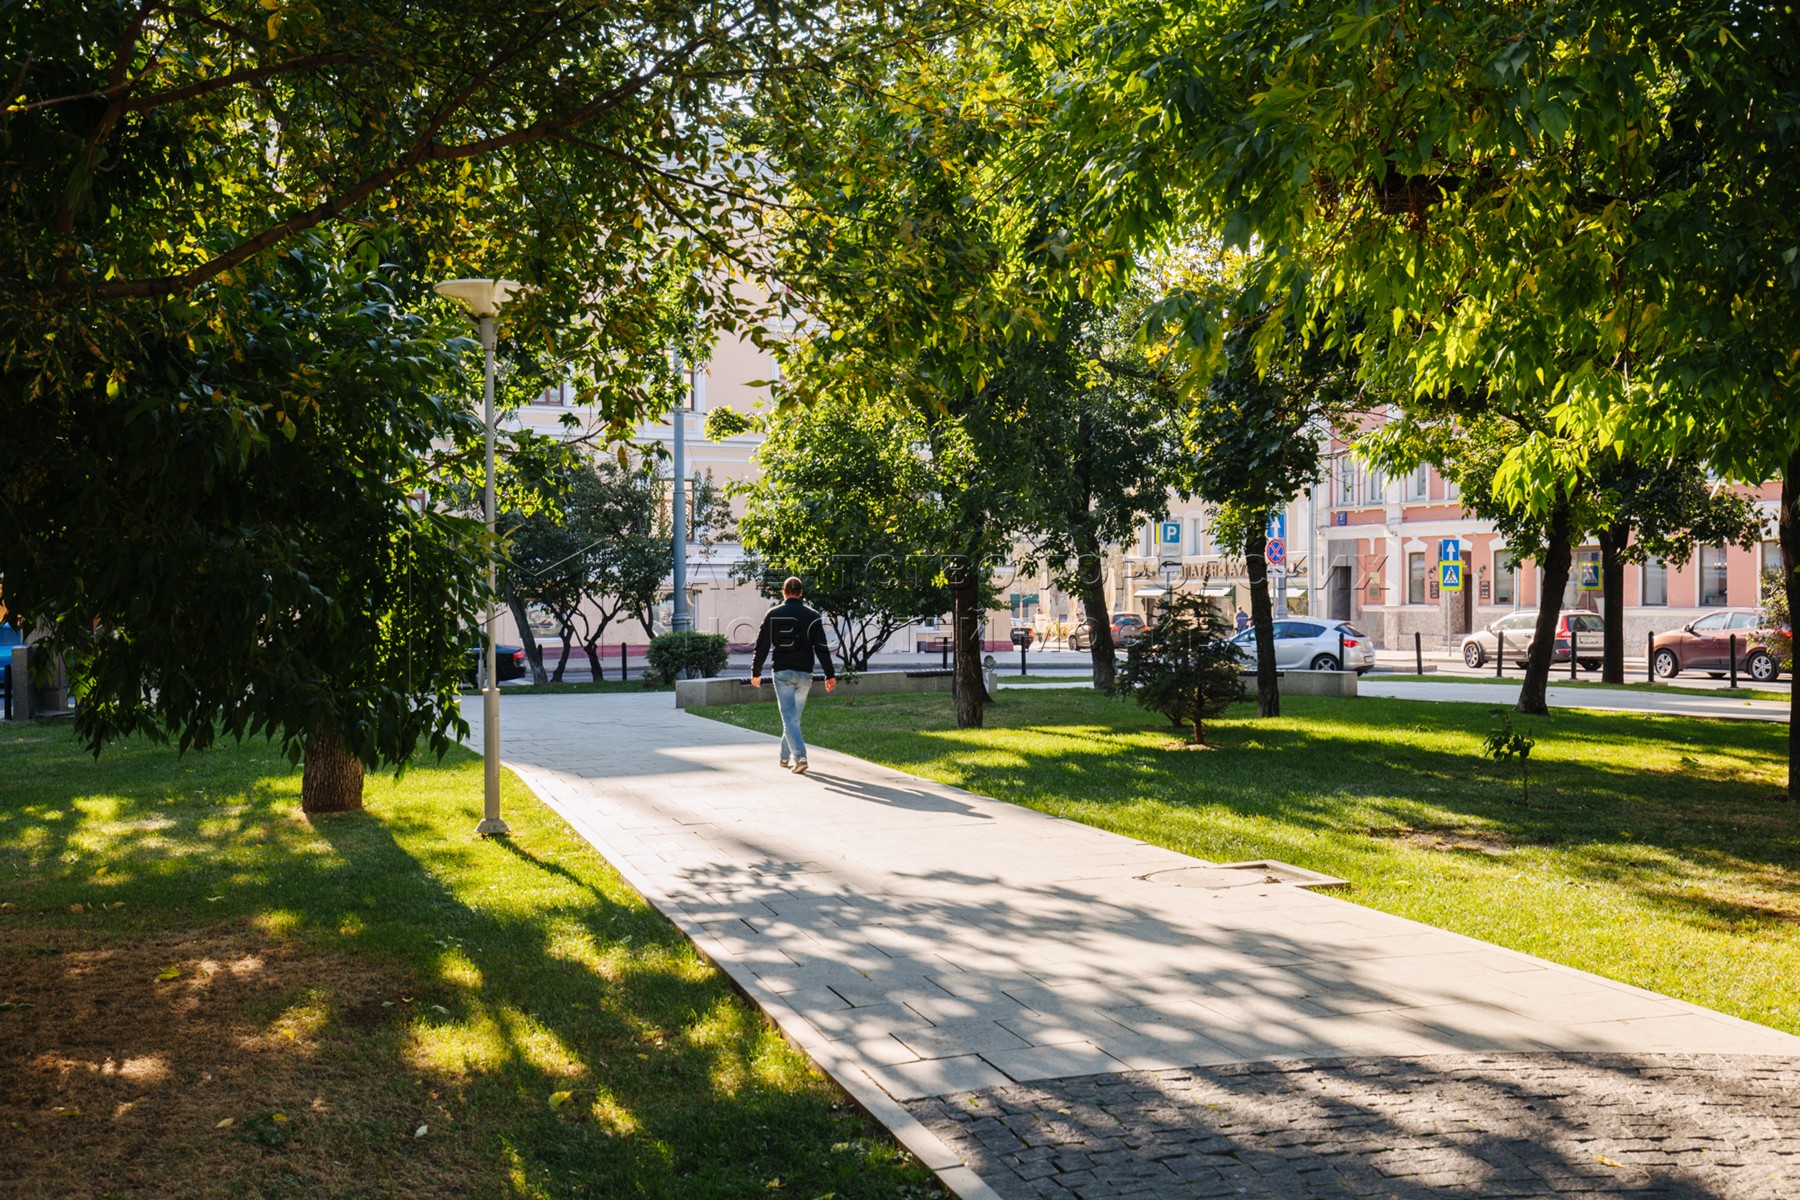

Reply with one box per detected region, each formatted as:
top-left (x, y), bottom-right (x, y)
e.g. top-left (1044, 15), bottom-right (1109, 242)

top-left (1067, 613), bottom-right (1151, 651)
top-left (1652, 610), bottom-right (1787, 682)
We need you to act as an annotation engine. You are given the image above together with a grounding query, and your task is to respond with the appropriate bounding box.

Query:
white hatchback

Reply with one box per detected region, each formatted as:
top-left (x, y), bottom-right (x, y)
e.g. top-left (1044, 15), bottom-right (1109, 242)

top-left (1231, 619), bottom-right (1376, 673)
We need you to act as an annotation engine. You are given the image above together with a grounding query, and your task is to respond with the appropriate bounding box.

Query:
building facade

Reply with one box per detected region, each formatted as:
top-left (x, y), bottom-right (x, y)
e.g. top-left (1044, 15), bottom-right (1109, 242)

top-left (1314, 447), bottom-right (1783, 652)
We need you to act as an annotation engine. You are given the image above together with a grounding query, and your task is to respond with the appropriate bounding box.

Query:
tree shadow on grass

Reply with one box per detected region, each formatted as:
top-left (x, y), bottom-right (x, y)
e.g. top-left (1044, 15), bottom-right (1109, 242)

top-left (0, 729), bottom-right (937, 1200)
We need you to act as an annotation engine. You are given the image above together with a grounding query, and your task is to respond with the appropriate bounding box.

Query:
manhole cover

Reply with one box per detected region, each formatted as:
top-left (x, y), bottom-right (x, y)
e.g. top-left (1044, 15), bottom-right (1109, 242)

top-left (1137, 860), bottom-right (1349, 891)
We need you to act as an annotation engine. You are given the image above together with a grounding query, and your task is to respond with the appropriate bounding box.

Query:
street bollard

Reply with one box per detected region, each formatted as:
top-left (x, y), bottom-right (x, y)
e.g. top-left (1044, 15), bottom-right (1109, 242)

top-left (1019, 640), bottom-right (1028, 677)
top-left (620, 642), bottom-right (628, 682)
top-left (1496, 632), bottom-right (1505, 678)
top-left (942, 639), bottom-right (950, 670)
top-left (1338, 630), bottom-right (1346, 670)
top-left (1571, 634), bottom-right (1578, 680)
top-left (1414, 630), bottom-right (1422, 675)
top-left (1647, 630), bottom-right (1655, 684)
top-left (1730, 633), bottom-right (1739, 688)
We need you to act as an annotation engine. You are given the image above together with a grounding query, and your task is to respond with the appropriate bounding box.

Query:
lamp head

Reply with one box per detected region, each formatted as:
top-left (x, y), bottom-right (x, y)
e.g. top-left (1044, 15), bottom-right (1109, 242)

top-left (435, 278), bottom-right (520, 319)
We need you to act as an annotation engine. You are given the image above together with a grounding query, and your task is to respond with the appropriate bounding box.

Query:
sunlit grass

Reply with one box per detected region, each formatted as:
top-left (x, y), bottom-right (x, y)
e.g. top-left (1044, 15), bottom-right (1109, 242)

top-left (700, 688), bottom-right (1800, 1036)
top-left (0, 726), bottom-right (938, 1199)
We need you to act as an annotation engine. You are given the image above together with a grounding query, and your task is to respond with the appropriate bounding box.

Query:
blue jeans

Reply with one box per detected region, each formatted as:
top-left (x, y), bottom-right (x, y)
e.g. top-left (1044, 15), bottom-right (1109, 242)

top-left (772, 669), bottom-right (813, 762)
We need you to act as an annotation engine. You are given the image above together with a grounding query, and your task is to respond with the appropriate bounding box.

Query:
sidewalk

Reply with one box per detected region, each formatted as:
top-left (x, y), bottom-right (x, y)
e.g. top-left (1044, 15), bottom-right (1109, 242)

top-left (1363, 678), bottom-right (1792, 723)
top-left (466, 694), bottom-right (1800, 1199)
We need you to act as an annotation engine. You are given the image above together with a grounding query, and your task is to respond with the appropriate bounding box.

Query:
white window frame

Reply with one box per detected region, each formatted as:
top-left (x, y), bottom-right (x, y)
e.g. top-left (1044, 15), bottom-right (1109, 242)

top-left (1699, 545), bottom-right (1729, 607)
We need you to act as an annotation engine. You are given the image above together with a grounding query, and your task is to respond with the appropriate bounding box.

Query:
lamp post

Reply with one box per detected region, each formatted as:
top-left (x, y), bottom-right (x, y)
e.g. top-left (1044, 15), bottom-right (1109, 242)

top-left (670, 348), bottom-right (692, 632)
top-left (436, 277), bottom-right (519, 837)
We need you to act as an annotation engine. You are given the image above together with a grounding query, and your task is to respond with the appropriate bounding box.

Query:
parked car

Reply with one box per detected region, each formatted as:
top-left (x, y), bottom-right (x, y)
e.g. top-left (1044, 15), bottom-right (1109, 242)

top-left (1068, 612), bottom-right (1151, 651)
top-left (1230, 618), bottom-right (1376, 673)
top-left (1460, 610), bottom-right (1603, 670)
top-left (1651, 609), bottom-right (1787, 681)
top-left (464, 643), bottom-right (527, 686)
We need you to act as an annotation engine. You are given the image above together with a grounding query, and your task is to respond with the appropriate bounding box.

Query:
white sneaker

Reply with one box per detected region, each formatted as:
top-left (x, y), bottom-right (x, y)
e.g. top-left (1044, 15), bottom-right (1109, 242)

top-left (791, 760), bottom-right (809, 775)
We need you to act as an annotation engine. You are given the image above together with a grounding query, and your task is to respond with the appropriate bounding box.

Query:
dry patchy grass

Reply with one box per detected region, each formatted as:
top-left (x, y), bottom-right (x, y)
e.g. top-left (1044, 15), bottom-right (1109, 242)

top-left (0, 926), bottom-right (478, 1200)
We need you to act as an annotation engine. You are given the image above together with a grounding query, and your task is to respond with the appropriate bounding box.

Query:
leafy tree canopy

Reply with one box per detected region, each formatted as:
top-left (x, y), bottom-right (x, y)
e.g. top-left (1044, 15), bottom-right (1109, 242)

top-left (715, 397), bottom-right (961, 671)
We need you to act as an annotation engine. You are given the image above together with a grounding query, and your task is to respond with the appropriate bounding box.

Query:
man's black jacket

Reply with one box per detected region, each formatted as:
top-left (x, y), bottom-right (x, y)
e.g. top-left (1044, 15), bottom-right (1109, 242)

top-left (752, 598), bottom-right (837, 678)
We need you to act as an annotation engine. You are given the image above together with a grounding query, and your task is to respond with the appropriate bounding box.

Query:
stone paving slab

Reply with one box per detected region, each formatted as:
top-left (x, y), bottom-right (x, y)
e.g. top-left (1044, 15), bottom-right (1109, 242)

top-left (465, 694), bottom-right (1800, 1197)
top-left (906, 1054), bottom-right (1800, 1199)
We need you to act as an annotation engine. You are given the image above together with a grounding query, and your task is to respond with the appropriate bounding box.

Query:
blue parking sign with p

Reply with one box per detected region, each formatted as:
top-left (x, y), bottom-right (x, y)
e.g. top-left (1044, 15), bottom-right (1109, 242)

top-left (1160, 521), bottom-right (1181, 545)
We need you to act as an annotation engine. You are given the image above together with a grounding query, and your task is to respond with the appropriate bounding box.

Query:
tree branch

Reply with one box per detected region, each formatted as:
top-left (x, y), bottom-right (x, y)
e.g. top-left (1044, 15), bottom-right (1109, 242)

top-left (120, 52), bottom-right (355, 111)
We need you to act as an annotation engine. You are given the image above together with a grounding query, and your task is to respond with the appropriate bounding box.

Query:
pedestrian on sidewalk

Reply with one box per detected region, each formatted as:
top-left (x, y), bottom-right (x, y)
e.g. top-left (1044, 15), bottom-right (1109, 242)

top-left (1234, 607), bottom-right (1249, 633)
top-left (750, 576), bottom-right (837, 775)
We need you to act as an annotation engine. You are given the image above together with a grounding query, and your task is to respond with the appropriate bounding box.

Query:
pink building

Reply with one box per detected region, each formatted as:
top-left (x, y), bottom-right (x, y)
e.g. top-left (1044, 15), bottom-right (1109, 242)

top-left (1317, 447), bottom-right (1783, 653)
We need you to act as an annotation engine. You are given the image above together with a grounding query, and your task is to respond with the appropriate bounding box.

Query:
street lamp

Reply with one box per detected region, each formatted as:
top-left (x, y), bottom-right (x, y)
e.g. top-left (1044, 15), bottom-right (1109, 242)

top-left (670, 347), bottom-right (692, 632)
top-left (436, 277), bottom-right (520, 837)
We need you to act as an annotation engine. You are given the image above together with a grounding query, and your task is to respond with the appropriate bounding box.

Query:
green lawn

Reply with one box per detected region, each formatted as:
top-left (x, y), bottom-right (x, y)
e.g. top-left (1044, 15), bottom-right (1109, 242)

top-left (0, 728), bottom-right (936, 1200)
top-left (1370, 672), bottom-right (1790, 703)
top-left (698, 689), bottom-right (1800, 1036)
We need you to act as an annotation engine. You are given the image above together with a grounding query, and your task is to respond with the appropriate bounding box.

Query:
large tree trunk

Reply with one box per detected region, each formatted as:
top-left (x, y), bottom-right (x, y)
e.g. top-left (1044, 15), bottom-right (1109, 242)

top-left (1782, 447), bottom-right (1800, 802)
top-left (1517, 495), bottom-right (1576, 715)
top-left (1598, 523), bottom-right (1629, 684)
top-left (1245, 529), bottom-right (1279, 718)
top-left (302, 732), bottom-right (365, 814)
top-left (504, 585), bottom-right (550, 685)
top-left (1072, 526), bottom-right (1118, 691)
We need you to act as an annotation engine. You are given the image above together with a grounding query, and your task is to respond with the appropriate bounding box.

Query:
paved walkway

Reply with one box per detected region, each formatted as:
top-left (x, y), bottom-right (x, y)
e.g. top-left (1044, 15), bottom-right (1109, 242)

top-left (465, 695), bottom-right (1800, 1198)
top-left (1361, 679), bottom-right (1791, 723)
top-left (996, 676), bottom-right (1792, 726)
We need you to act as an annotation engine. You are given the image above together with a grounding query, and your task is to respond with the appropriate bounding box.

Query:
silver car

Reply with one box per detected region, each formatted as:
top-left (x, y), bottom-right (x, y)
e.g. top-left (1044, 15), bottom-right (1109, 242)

top-left (1461, 610), bottom-right (1603, 670)
top-left (1231, 619), bottom-right (1376, 672)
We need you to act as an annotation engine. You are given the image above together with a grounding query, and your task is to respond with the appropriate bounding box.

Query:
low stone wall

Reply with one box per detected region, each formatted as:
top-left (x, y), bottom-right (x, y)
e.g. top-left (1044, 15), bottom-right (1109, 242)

top-left (675, 669), bottom-right (957, 710)
top-left (1239, 669), bottom-right (1358, 699)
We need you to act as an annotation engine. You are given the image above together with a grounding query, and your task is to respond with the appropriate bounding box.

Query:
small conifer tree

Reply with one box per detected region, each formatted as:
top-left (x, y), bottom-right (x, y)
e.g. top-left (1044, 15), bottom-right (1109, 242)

top-left (1113, 595), bottom-right (1244, 744)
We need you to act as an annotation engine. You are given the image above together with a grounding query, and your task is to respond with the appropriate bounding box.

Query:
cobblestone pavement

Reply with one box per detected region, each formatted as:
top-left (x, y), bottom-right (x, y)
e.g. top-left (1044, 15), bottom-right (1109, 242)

top-left (908, 1053), bottom-right (1800, 1199)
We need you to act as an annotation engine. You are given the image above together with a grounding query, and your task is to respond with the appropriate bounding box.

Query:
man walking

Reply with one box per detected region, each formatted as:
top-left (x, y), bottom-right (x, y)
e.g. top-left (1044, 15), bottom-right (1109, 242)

top-left (750, 576), bottom-right (837, 774)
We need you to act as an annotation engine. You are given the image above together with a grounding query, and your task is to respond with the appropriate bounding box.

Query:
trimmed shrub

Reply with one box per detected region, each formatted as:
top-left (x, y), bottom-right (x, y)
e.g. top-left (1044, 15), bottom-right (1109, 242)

top-left (1113, 595), bottom-right (1244, 744)
top-left (646, 632), bottom-right (729, 683)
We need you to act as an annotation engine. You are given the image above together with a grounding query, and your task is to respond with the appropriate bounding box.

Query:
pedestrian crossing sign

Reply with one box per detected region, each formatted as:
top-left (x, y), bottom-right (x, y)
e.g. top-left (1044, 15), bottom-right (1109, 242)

top-left (1439, 561), bottom-right (1464, 591)
top-left (1578, 560), bottom-right (1602, 591)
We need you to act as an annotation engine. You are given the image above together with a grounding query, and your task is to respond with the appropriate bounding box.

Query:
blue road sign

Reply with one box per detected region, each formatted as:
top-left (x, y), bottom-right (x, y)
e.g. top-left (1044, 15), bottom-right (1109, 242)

top-left (1578, 560), bottom-right (1602, 591)
top-left (1160, 520), bottom-right (1182, 545)
top-left (1439, 561), bottom-right (1464, 591)
top-left (1265, 537), bottom-right (1286, 567)
top-left (1267, 513), bottom-right (1287, 541)
top-left (1439, 538), bottom-right (1461, 563)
